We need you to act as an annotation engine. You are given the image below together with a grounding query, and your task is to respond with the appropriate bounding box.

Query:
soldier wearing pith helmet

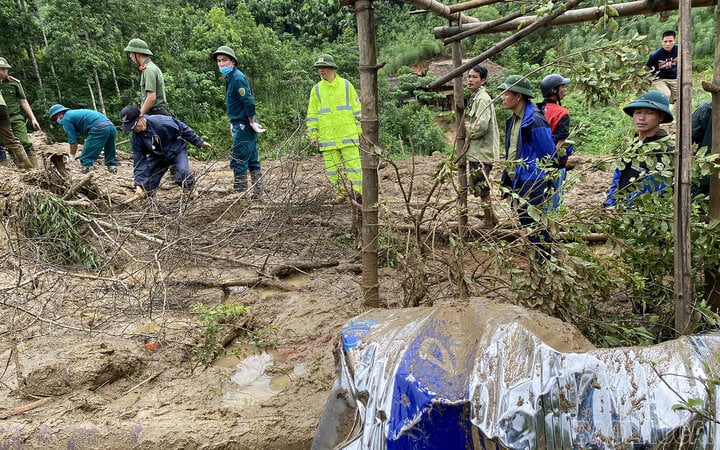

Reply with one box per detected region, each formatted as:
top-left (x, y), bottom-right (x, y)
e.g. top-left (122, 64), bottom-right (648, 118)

top-left (0, 56), bottom-right (41, 168)
top-left (212, 45), bottom-right (264, 199)
top-left (124, 38), bottom-right (169, 116)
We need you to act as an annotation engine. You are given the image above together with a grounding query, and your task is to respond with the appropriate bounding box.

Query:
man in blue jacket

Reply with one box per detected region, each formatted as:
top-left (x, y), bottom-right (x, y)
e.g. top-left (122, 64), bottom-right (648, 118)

top-left (120, 105), bottom-right (211, 197)
top-left (499, 75), bottom-right (557, 259)
top-left (49, 104), bottom-right (117, 173)
top-left (212, 45), bottom-right (264, 199)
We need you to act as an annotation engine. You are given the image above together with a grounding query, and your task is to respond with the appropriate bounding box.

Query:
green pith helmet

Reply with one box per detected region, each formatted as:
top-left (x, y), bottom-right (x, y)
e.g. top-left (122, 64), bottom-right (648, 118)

top-left (124, 38), bottom-right (153, 56)
top-left (212, 46), bottom-right (237, 64)
top-left (623, 90), bottom-right (673, 123)
top-left (48, 104), bottom-right (70, 120)
top-left (313, 54), bottom-right (337, 69)
top-left (499, 75), bottom-right (534, 98)
top-left (0, 57), bottom-right (10, 69)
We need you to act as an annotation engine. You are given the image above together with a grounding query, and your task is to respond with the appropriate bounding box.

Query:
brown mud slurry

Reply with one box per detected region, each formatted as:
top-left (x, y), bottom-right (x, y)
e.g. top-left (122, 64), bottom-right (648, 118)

top-left (0, 132), bottom-right (611, 449)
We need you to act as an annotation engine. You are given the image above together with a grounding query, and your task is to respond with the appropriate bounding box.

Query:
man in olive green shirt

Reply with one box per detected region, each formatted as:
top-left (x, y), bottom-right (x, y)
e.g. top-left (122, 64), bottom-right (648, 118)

top-left (124, 38), bottom-right (169, 116)
top-left (0, 56), bottom-right (41, 167)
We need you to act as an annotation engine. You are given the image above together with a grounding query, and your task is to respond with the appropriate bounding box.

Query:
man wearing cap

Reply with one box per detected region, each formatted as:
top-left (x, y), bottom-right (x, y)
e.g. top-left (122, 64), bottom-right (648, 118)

top-left (212, 45), bottom-right (264, 199)
top-left (0, 91), bottom-right (33, 169)
top-left (49, 104), bottom-right (118, 174)
top-left (124, 38), bottom-right (169, 116)
top-left (0, 56), bottom-right (41, 168)
top-left (538, 73), bottom-right (574, 211)
top-left (121, 105), bottom-right (211, 197)
top-left (306, 53), bottom-right (362, 204)
top-left (499, 74), bottom-right (556, 259)
top-left (604, 90), bottom-right (675, 207)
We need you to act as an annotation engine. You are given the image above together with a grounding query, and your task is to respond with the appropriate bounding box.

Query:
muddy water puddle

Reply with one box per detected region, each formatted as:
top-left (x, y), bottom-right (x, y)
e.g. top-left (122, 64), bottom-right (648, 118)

top-left (218, 351), bottom-right (308, 407)
top-left (258, 273), bottom-right (310, 300)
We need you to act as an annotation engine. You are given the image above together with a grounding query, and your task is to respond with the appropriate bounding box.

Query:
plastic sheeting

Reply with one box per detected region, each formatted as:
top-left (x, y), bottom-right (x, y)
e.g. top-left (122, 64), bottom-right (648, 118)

top-left (313, 300), bottom-right (720, 449)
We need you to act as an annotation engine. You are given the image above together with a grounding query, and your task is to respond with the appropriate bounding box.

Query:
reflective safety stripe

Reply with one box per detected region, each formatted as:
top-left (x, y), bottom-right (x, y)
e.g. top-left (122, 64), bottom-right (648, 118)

top-left (337, 105), bottom-right (352, 111)
top-left (346, 167), bottom-right (362, 174)
top-left (306, 128), bottom-right (318, 133)
top-left (341, 138), bottom-right (359, 145)
top-left (319, 141), bottom-right (336, 147)
top-left (327, 168), bottom-right (341, 176)
top-left (314, 85), bottom-right (322, 103)
top-left (318, 108), bottom-right (331, 114)
top-left (306, 117), bottom-right (318, 123)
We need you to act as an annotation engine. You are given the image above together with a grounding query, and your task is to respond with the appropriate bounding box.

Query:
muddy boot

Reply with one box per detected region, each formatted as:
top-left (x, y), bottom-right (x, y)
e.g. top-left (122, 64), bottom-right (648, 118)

top-left (9, 146), bottom-right (33, 170)
top-left (233, 175), bottom-right (248, 194)
top-left (250, 170), bottom-right (263, 202)
top-left (482, 205), bottom-right (498, 228)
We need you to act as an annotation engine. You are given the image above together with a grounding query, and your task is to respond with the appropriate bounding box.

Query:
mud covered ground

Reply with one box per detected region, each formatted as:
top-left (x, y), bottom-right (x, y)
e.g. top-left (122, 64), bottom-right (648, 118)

top-left (0, 132), bottom-right (613, 449)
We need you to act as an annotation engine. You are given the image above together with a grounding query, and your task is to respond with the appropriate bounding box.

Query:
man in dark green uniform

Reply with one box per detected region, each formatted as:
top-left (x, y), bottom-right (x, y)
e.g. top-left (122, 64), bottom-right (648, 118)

top-left (0, 91), bottom-right (33, 169)
top-left (0, 56), bottom-right (41, 168)
top-left (123, 39), bottom-right (169, 116)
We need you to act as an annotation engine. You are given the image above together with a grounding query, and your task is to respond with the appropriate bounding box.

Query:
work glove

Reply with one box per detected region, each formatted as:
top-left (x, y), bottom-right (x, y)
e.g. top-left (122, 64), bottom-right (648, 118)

top-left (66, 153), bottom-right (75, 163)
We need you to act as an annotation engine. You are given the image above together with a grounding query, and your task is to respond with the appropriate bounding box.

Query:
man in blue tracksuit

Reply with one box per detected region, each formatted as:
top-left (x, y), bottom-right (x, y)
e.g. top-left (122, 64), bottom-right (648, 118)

top-left (212, 45), bottom-right (265, 199)
top-left (499, 75), bottom-right (557, 259)
top-left (120, 105), bottom-right (211, 197)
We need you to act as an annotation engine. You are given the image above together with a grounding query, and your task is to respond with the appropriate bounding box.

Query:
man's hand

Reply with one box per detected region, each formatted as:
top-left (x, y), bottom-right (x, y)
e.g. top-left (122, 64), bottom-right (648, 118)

top-left (135, 186), bottom-right (145, 198)
top-left (310, 138), bottom-right (319, 147)
top-left (31, 119), bottom-right (41, 130)
top-left (66, 153), bottom-right (75, 163)
top-left (202, 141), bottom-right (212, 148)
top-left (250, 122), bottom-right (266, 133)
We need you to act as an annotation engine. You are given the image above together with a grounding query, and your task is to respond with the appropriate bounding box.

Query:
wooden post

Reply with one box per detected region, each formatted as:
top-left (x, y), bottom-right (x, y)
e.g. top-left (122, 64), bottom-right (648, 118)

top-left (706, 5), bottom-right (720, 312)
top-left (452, 41), bottom-right (467, 299)
top-left (453, 42), bottom-right (468, 241)
top-left (675, 1), bottom-right (693, 336)
top-left (355, 0), bottom-right (380, 308)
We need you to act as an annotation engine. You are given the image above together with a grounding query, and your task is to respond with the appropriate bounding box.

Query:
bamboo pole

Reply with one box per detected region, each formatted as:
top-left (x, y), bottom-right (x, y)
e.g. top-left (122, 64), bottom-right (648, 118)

top-left (355, 0), bottom-right (381, 308)
top-left (675, 2), bottom-right (693, 335)
top-left (403, 0), bottom-right (479, 24)
top-left (452, 42), bottom-right (468, 241)
top-left (449, 0), bottom-right (505, 14)
top-left (427, 0), bottom-right (584, 91)
top-left (434, 0), bottom-right (718, 38)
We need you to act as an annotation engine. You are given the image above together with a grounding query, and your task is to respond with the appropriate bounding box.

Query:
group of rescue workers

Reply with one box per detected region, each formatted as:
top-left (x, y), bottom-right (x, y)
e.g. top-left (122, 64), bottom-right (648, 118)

top-left (0, 30), bottom-right (708, 260)
top-left (0, 41), bottom-right (362, 205)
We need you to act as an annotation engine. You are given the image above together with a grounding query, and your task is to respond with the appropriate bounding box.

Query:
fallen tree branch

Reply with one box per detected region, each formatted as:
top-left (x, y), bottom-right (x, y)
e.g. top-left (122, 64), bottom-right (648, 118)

top-left (0, 397), bottom-right (52, 419)
top-left (62, 172), bottom-right (94, 200)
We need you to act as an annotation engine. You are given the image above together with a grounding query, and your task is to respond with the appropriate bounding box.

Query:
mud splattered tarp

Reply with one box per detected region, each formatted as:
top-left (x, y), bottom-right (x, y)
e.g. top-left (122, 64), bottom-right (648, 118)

top-left (312, 300), bottom-right (720, 449)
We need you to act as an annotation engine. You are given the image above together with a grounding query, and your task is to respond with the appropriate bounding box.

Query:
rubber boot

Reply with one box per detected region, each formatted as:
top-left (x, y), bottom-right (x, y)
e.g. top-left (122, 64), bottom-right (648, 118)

top-left (9, 145), bottom-right (33, 169)
top-left (233, 174), bottom-right (248, 194)
top-left (250, 170), bottom-right (263, 202)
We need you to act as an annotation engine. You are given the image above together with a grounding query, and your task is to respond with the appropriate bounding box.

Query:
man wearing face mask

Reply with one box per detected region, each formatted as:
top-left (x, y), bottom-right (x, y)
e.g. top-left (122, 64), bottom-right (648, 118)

top-left (212, 45), bottom-right (265, 200)
top-left (48, 104), bottom-right (117, 174)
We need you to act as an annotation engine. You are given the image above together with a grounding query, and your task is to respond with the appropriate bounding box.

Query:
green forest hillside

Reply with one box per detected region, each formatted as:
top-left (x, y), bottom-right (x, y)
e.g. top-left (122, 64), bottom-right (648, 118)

top-left (0, 0), bottom-right (716, 158)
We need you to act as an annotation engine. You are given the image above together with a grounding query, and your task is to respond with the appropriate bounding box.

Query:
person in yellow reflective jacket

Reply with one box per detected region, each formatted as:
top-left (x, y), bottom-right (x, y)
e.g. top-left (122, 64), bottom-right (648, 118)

top-left (306, 54), bottom-right (362, 202)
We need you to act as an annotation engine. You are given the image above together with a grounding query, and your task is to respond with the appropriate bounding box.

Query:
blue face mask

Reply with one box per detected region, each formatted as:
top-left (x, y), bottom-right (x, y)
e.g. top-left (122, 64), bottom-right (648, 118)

top-left (56, 117), bottom-right (63, 124)
top-left (219, 66), bottom-right (233, 75)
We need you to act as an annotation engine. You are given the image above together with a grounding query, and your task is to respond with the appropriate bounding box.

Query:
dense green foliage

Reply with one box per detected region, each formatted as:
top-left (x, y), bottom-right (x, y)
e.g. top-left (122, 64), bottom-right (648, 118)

top-left (4, 0), bottom-right (720, 347)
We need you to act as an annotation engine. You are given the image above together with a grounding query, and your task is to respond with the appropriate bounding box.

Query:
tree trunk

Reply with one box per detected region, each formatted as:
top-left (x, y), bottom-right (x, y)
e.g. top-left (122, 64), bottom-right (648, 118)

top-left (35, 0), bottom-right (61, 100)
top-left (111, 66), bottom-right (121, 99)
top-left (355, 0), bottom-right (380, 308)
top-left (88, 83), bottom-right (97, 111)
top-left (93, 69), bottom-right (106, 116)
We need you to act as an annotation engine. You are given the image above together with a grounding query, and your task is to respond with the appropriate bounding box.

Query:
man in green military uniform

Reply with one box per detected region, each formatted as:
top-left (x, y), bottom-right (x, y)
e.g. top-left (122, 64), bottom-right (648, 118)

top-left (0, 91), bottom-right (33, 169)
top-left (124, 38), bottom-right (169, 116)
top-left (0, 57), bottom-right (41, 168)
